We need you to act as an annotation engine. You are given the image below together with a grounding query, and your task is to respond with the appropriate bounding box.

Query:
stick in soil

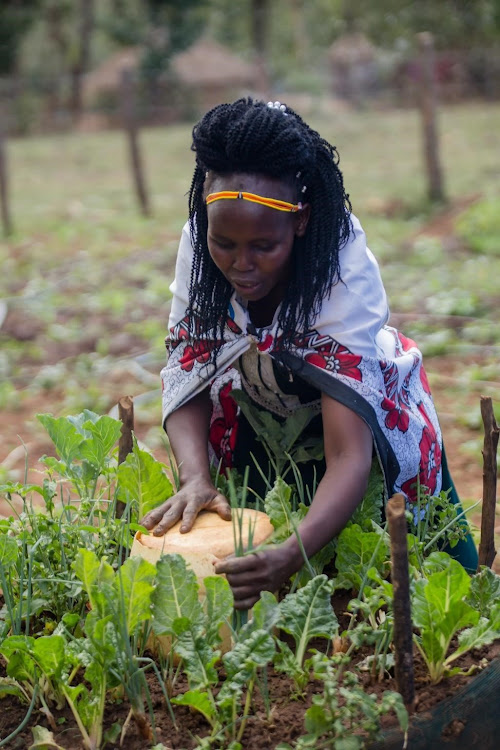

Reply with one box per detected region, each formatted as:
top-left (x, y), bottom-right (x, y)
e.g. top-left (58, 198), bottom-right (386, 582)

top-left (387, 493), bottom-right (415, 712)
top-left (117, 395), bottom-right (134, 517)
top-left (477, 396), bottom-right (499, 570)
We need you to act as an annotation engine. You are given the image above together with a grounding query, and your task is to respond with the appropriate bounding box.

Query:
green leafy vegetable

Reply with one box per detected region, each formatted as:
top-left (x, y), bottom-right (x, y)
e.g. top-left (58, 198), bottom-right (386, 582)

top-left (412, 558), bottom-right (500, 683)
top-left (117, 439), bottom-right (173, 517)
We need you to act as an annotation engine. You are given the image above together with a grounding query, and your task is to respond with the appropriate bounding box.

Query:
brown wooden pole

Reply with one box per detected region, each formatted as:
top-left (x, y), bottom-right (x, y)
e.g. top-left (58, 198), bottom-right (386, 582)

top-left (118, 395), bottom-right (134, 465)
top-left (117, 395), bottom-right (134, 518)
top-left (477, 396), bottom-right (499, 570)
top-left (0, 104), bottom-right (13, 238)
top-left (387, 493), bottom-right (415, 712)
top-left (121, 69), bottom-right (151, 217)
top-left (417, 32), bottom-right (446, 204)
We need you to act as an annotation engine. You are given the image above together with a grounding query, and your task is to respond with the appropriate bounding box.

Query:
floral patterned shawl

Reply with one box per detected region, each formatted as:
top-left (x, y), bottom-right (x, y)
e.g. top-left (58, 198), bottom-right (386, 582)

top-left (161, 215), bottom-right (442, 504)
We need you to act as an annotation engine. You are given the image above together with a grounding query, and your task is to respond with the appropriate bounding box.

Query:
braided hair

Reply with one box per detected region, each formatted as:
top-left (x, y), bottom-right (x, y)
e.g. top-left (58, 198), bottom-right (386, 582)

top-left (186, 97), bottom-right (352, 357)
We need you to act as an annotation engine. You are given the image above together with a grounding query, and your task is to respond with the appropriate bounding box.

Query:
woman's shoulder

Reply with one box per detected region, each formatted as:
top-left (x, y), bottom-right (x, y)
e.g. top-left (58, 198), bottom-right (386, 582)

top-left (336, 213), bottom-right (385, 292)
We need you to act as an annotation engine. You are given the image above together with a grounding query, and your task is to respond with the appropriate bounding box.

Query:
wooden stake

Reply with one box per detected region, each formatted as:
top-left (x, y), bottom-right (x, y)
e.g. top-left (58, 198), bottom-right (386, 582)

top-left (417, 32), bottom-right (446, 204)
top-left (0, 106), bottom-right (13, 237)
top-left (117, 395), bottom-right (134, 519)
top-left (118, 395), bottom-right (134, 465)
top-left (121, 69), bottom-right (151, 218)
top-left (387, 493), bottom-right (415, 712)
top-left (477, 396), bottom-right (499, 570)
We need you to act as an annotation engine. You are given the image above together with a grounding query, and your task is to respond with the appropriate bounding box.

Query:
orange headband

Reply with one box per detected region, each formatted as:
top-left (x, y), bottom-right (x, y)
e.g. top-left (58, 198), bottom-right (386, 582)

top-left (206, 191), bottom-right (302, 213)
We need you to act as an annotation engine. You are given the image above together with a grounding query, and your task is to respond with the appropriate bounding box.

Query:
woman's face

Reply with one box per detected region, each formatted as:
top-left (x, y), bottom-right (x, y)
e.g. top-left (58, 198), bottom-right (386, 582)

top-left (206, 174), bottom-right (310, 314)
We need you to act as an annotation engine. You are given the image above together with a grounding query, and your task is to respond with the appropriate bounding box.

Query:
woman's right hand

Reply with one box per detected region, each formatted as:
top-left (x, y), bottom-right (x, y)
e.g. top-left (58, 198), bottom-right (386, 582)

top-left (140, 476), bottom-right (231, 536)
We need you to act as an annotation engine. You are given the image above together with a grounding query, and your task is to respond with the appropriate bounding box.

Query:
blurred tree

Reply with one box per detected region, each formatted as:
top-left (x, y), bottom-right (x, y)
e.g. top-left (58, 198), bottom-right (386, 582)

top-left (0, 0), bottom-right (40, 75)
top-left (70, 0), bottom-right (96, 117)
top-left (140, 0), bottom-right (208, 83)
top-left (251, 0), bottom-right (271, 93)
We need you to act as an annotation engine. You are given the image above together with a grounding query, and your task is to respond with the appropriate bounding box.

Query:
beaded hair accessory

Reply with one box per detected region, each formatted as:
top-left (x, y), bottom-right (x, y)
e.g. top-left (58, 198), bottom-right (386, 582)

top-left (206, 191), bottom-right (302, 213)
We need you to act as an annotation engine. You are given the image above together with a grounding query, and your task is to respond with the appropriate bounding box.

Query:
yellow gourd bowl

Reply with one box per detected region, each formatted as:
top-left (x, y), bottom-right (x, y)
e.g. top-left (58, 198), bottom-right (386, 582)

top-left (130, 508), bottom-right (274, 655)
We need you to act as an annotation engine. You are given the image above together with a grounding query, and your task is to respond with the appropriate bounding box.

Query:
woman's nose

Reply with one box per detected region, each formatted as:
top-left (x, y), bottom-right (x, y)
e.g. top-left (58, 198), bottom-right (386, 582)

top-left (232, 248), bottom-right (254, 271)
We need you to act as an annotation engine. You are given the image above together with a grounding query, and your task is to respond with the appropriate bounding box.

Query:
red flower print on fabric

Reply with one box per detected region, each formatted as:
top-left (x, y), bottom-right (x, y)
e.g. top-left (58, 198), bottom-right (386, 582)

top-left (179, 341), bottom-right (213, 372)
top-left (209, 382), bottom-right (239, 469)
top-left (397, 332), bottom-right (418, 354)
top-left (401, 415), bottom-right (442, 502)
top-left (420, 365), bottom-right (432, 395)
top-left (257, 333), bottom-right (274, 352)
top-left (295, 332), bottom-right (362, 381)
top-left (381, 397), bottom-right (410, 432)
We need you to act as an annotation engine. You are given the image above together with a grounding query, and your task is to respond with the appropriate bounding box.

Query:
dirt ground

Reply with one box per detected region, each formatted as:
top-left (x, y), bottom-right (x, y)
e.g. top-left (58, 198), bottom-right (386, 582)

top-left (1, 599), bottom-right (499, 750)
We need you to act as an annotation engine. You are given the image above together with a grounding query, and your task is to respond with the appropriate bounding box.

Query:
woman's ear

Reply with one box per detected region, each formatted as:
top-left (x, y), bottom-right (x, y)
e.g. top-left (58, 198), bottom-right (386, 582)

top-left (294, 203), bottom-right (311, 237)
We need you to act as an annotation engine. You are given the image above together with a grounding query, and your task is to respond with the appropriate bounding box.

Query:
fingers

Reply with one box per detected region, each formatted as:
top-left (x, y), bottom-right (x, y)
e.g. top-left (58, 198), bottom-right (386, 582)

top-left (210, 493), bottom-right (232, 522)
top-left (233, 593), bottom-right (260, 610)
top-left (214, 554), bottom-right (259, 576)
top-left (179, 505), bottom-right (199, 534)
top-left (141, 501), bottom-right (173, 530)
top-left (152, 502), bottom-right (186, 535)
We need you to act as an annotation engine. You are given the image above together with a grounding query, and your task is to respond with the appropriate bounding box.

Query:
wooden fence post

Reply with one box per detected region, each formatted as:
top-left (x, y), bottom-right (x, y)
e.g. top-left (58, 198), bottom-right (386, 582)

top-left (417, 32), bottom-right (446, 204)
top-left (387, 493), bottom-right (415, 712)
top-left (117, 395), bottom-right (135, 518)
top-left (477, 397), bottom-right (499, 570)
top-left (0, 101), bottom-right (13, 237)
top-left (121, 69), bottom-right (151, 218)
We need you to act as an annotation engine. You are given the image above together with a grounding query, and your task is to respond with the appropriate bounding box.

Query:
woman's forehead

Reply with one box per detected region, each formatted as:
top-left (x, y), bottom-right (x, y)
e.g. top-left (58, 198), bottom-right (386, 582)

top-left (206, 172), bottom-right (295, 202)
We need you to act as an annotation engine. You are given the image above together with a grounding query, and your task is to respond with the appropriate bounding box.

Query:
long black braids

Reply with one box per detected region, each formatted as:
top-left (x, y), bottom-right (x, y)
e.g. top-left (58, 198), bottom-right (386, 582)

top-left (186, 97), bottom-right (352, 356)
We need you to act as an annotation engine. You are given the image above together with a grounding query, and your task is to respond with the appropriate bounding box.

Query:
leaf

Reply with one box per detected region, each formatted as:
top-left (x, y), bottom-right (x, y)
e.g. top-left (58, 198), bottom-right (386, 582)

top-left (232, 389), bottom-right (284, 459)
top-left (304, 703), bottom-right (330, 736)
top-left (152, 554), bottom-right (203, 636)
top-left (173, 620), bottom-right (220, 690)
top-left (172, 690), bottom-right (215, 724)
top-left (72, 549), bottom-right (114, 617)
top-left (294, 539), bottom-right (337, 587)
top-left (203, 576), bottom-right (233, 645)
top-left (32, 635), bottom-right (66, 679)
top-left (280, 409), bottom-right (318, 454)
top-left (79, 416), bottom-right (122, 471)
top-left (29, 725), bottom-right (68, 750)
top-left (239, 591), bottom-right (281, 639)
top-left (36, 414), bottom-right (85, 466)
top-left (333, 524), bottom-right (389, 593)
top-left (422, 550), bottom-right (454, 576)
top-left (274, 640), bottom-right (308, 687)
top-left (218, 629), bottom-right (275, 708)
top-left (412, 559), bottom-right (479, 682)
top-left (0, 534), bottom-right (17, 567)
top-left (117, 442), bottom-right (173, 517)
top-left (0, 677), bottom-right (28, 700)
top-left (278, 575), bottom-right (338, 667)
top-left (113, 555), bottom-right (155, 634)
top-left (467, 567), bottom-right (500, 617)
top-left (452, 604), bottom-right (500, 661)
top-left (350, 459), bottom-right (384, 530)
top-left (264, 477), bottom-right (306, 543)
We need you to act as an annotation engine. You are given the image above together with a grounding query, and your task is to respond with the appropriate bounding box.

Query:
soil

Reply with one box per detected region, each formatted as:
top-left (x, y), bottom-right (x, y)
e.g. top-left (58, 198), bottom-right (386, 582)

top-left (1, 600), bottom-right (499, 750)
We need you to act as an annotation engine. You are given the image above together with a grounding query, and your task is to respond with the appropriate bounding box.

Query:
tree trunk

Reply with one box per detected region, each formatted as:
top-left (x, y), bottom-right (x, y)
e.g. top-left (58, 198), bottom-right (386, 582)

top-left (70, 0), bottom-right (95, 119)
top-left (417, 32), bottom-right (446, 204)
top-left (290, 0), bottom-right (307, 67)
top-left (251, 0), bottom-right (271, 97)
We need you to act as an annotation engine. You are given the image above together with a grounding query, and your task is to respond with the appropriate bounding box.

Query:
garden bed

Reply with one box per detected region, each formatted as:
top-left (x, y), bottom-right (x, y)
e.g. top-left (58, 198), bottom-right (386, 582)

top-left (1, 608), bottom-right (499, 750)
top-left (1, 409), bottom-right (500, 750)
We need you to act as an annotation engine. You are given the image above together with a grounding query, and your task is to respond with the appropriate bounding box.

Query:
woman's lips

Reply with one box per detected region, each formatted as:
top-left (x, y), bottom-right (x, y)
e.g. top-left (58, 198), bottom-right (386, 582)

top-left (231, 278), bottom-right (260, 293)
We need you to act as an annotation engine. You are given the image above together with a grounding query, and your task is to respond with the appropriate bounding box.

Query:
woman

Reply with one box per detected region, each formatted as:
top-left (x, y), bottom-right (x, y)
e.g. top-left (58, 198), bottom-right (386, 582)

top-left (142, 98), bottom-right (476, 608)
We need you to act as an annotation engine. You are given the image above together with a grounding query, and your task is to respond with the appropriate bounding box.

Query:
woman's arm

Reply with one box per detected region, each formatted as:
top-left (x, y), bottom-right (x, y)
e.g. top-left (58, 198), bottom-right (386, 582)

top-left (141, 388), bottom-right (231, 535)
top-left (215, 393), bottom-right (373, 608)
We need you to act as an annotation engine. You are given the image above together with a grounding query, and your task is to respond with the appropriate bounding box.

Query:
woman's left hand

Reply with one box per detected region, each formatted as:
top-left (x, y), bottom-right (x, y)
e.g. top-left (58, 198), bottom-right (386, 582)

top-left (214, 545), bottom-right (297, 610)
